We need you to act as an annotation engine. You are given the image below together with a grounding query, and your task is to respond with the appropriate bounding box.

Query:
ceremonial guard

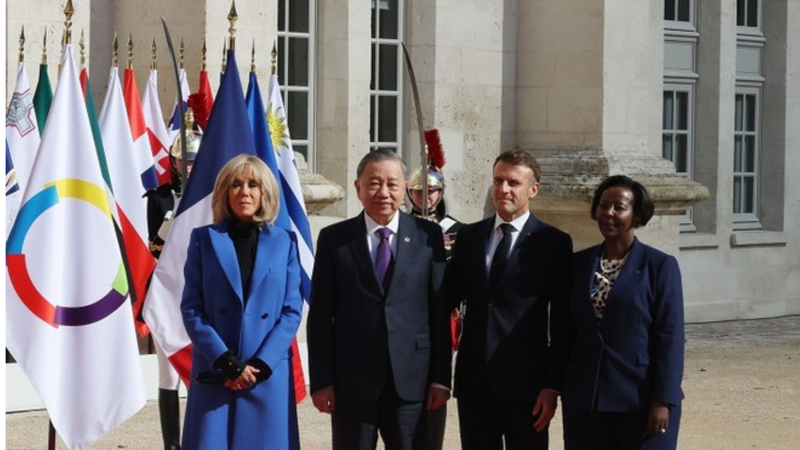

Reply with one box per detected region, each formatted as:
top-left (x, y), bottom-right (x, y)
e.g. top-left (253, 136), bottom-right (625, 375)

top-left (407, 130), bottom-right (462, 450)
top-left (145, 108), bottom-right (203, 450)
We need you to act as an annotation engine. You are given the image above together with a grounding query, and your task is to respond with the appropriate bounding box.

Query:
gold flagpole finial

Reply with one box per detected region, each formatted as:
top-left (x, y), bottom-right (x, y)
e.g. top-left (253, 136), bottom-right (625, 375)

top-left (127, 33), bottom-right (134, 69)
top-left (250, 39), bottom-right (256, 73)
top-left (202, 37), bottom-right (207, 71)
top-left (19, 27), bottom-right (25, 63)
top-left (112, 32), bottom-right (119, 68)
top-left (63, 0), bottom-right (74, 45)
top-left (271, 40), bottom-right (277, 76)
top-left (79, 30), bottom-right (86, 67)
top-left (151, 38), bottom-right (158, 70)
top-left (179, 37), bottom-right (185, 69)
top-left (222, 39), bottom-right (228, 73)
top-left (227, 1), bottom-right (238, 51)
top-left (42, 28), bottom-right (48, 64)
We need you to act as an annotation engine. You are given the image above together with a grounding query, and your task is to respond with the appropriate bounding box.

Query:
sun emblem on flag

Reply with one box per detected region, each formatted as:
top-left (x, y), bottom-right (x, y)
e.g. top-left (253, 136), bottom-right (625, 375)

top-left (266, 106), bottom-right (289, 153)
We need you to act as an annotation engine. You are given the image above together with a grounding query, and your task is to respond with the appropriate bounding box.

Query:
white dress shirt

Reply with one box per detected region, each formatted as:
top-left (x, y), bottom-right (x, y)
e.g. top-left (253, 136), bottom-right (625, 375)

top-left (364, 211), bottom-right (399, 266)
top-left (485, 211), bottom-right (530, 274)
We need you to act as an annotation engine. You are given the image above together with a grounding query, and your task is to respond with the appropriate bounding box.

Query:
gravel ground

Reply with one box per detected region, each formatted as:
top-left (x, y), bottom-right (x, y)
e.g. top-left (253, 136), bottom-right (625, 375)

top-left (6, 316), bottom-right (799, 450)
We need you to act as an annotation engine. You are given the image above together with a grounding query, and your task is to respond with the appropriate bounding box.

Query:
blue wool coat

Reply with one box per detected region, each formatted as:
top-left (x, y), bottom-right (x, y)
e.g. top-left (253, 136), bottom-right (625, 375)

top-left (181, 222), bottom-right (302, 450)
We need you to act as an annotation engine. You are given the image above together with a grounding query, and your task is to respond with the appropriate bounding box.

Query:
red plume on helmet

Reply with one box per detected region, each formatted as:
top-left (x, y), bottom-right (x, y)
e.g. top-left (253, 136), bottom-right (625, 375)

top-left (424, 129), bottom-right (445, 169)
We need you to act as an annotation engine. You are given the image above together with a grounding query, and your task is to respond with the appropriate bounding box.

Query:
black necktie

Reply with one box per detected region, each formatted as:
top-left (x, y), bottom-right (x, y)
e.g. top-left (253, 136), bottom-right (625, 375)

top-left (489, 223), bottom-right (514, 289)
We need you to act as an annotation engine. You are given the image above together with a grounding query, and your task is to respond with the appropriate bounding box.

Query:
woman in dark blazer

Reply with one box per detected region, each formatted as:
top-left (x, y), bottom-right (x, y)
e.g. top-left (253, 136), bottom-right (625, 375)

top-left (562, 175), bottom-right (684, 450)
top-left (181, 154), bottom-right (303, 450)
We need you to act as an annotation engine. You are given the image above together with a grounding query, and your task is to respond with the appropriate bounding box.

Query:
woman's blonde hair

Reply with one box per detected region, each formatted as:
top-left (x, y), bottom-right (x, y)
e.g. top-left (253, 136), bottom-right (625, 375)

top-left (211, 154), bottom-right (280, 226)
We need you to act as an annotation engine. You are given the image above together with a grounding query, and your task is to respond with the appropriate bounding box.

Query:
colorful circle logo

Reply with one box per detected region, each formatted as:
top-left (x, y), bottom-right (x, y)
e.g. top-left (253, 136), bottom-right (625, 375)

top-left (6, 179), bottom-right (129, 328)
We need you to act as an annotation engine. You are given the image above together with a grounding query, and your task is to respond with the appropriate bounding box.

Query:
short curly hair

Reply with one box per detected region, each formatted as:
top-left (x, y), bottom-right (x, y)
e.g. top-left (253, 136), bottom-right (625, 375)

top-left (590, 175), bottom-right (654, 228)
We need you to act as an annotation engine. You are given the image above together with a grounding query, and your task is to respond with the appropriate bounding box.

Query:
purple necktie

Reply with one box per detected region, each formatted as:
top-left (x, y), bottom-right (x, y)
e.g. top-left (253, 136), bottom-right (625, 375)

top-left (375, 227), bottom-right (393, 288)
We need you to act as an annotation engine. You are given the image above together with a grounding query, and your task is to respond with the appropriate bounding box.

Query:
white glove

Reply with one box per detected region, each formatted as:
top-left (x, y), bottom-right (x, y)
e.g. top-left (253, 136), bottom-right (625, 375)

top-left (157, 210), bottom-right (174, 241)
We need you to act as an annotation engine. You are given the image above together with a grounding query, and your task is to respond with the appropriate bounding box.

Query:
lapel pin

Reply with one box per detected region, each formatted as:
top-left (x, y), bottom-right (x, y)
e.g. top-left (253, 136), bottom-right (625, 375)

top-left (404, 236), bottom-right (411, 243)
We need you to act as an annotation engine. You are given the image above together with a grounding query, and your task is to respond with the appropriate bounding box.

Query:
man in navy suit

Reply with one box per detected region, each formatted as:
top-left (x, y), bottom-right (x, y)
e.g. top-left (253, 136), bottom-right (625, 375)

top-left (307, 149), bottom-right (451, 450)
top-left (448, 149), bottom-right (573, 450)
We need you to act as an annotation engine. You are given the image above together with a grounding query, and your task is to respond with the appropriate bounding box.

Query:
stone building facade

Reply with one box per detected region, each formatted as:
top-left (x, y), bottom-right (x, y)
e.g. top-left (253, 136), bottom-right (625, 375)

top-left (6, 0), bottom-right (799, 322)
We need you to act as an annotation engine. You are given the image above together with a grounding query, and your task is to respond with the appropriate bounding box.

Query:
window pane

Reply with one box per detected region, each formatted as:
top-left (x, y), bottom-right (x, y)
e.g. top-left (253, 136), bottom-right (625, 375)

top-left (734, 136), bottom-right (743, 172)
top-left (733, 177), bottom-right (742, 213)
top-left (371, 44), bottom-right (377, 91)
top-left (747, 0), bottom-right (758, 27)
top-left (288, 38), bottom-right (309, 87)
top-left (665, 0), bottom-right (676, 20)
top-left (287, 91), bottom-right (309, 140)
top-left (734, 94), bottom-right (744, 131)
top-left (676, 134), bottom-right (688, 173)
top-left (744, 136), bottom-right (756, 172)
top-left (745, 94), bottom-right (756, 131)
top-left (278, 0), bottom-right (286, 31)
top-left (292, 144), bottom-right (308, 161)
top-left (677, 0), bottom-right (690, 21)
top-left (369, 96), bottom-right (376, 142)
top-left (278, 36), bottom-right (287, 80)
top-left (378, 0), bottom-right (399, 39)
top-left (663, 91), bottom-right (674, 130)
top-left (378, 95), bottom-right (398, 142)
top-left (743, 177), bottom-right (755, 213)
top-left (737, 0), bottom-right (746, 26)
top-left (379, 44), bottom-right (398, 91)
top-left (371, 0), bottom-right (378, 38)
top-left (662, 134), bottom-right (674, 162)
top-left (676, 91), bottom-right (688, 130)
top-left (289, 0), bottom-right (310, 32)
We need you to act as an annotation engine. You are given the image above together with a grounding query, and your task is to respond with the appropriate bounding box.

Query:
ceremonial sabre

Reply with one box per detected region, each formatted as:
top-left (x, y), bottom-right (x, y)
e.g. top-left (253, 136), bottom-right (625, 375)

top-left (401, 43), bottom-right (429, 216)
top-left (161, 17), bottom-right (189, 188)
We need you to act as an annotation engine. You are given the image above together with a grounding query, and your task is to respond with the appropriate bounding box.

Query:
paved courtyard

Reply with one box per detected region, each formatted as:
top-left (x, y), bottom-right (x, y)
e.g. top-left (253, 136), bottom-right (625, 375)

top-left (6, 316), bottom-right (800, 449)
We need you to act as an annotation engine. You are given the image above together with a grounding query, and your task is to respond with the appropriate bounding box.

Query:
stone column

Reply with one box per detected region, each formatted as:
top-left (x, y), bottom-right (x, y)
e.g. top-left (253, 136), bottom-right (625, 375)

top-left (417, 0), bottom-right (518, 224)
top-left (516, 0), bottom-right (709, 254)
top-left (315, 0), bottom-right (372, 217)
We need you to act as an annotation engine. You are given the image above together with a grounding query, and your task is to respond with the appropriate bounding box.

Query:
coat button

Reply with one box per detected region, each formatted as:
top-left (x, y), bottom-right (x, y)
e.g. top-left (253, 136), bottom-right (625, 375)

top-left (261, 313), bottom-right (269, 319)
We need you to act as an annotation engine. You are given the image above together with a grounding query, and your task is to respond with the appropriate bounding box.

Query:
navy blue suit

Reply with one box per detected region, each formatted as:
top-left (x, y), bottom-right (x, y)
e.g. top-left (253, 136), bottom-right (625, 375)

top-left (307, 211), bottom-right (450, 450)
top-left (562, 238), bottom-right (684, 450)
top-left (448, 214), bottom-right (572, 450)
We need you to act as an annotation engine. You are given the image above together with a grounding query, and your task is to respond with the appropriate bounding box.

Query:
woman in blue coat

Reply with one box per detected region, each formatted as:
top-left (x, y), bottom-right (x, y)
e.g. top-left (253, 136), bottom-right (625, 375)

top-left (181, 154), bottom-right (302, 450)
top-left (562, 175), bottom-right (684, 450)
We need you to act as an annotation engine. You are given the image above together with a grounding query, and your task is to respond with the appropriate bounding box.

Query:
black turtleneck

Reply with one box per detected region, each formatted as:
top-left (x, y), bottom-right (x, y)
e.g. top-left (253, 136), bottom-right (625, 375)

top-left (228, 220), bottom-right (259, 301)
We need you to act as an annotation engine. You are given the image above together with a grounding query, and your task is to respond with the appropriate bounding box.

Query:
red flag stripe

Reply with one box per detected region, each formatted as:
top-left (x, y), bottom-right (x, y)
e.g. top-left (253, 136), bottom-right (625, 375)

top-left (123, 68), bottom-right (147, 139)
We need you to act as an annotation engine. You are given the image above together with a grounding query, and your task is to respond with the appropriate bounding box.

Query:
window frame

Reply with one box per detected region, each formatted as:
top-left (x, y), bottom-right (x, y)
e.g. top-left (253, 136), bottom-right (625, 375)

top-left (736, 0), bottom-right (763, 36)
top-left (732, 86), bottom-right (762, 229)
top-left (664, 0), bottom-right (696, 32)
top-left (662, 82), bottom-right (696, 231)
top-left (277, 0), bottom-right (317, 171)
top-left (369, 0), bottom-right (406, 156)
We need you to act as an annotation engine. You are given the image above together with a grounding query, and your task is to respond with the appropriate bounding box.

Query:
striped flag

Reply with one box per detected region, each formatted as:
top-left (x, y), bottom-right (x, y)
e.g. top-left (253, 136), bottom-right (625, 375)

top-left (245, 71), bottom-right (307, 406)
top-left (143, 49), bottom-right (258, 387)
top-left (141, 69), bottom-right (173, 186)
top-left (99, 66), bottom-right (157, 336)
top-left (123, 67), bottom-right (159, 191)
top-left (6, 44), bottom-right (145, 450)
top-left (266, 74), bottom-right (315, 302)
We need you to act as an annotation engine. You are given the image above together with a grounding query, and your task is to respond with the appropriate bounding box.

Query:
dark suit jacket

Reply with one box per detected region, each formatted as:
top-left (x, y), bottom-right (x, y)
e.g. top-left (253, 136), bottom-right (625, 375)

top-left (562, 238), bottom-right (685, 413)
top-left (307, 211), bottom-right (450, 403)
top-left (449, 214), bottom-right (573, 404)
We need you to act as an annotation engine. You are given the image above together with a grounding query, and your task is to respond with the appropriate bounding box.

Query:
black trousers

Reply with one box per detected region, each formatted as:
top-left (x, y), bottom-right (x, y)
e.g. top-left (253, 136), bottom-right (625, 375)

top-left (562, 405), bottom-right (681, 450)
top-left (457, 394), bottom-right (548, 450)
top-left (332, 379), bottom-right (424, 450)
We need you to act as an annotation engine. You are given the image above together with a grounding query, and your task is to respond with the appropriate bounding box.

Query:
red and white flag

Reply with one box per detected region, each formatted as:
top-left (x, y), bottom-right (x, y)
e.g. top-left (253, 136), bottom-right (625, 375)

top-left (141, 69), bottom-right (173, 186)
top-left (123, 68), bottom-right (159, 191)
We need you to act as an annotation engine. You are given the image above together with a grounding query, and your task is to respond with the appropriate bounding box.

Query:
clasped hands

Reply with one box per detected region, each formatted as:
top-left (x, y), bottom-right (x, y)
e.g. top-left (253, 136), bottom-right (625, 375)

top-left (224, 364), bottom-right (260, 391)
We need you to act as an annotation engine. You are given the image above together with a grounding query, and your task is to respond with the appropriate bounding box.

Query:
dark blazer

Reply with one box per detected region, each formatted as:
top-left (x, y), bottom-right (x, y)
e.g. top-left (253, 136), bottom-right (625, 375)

top-left (449, 214), bottom-right (573, 404)
top-left (307, 211), bottom-right (450, 403)
top-left (181, 222), bottom-right (303, 450)
top-left (562, 238), bottom-right (685, 413)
